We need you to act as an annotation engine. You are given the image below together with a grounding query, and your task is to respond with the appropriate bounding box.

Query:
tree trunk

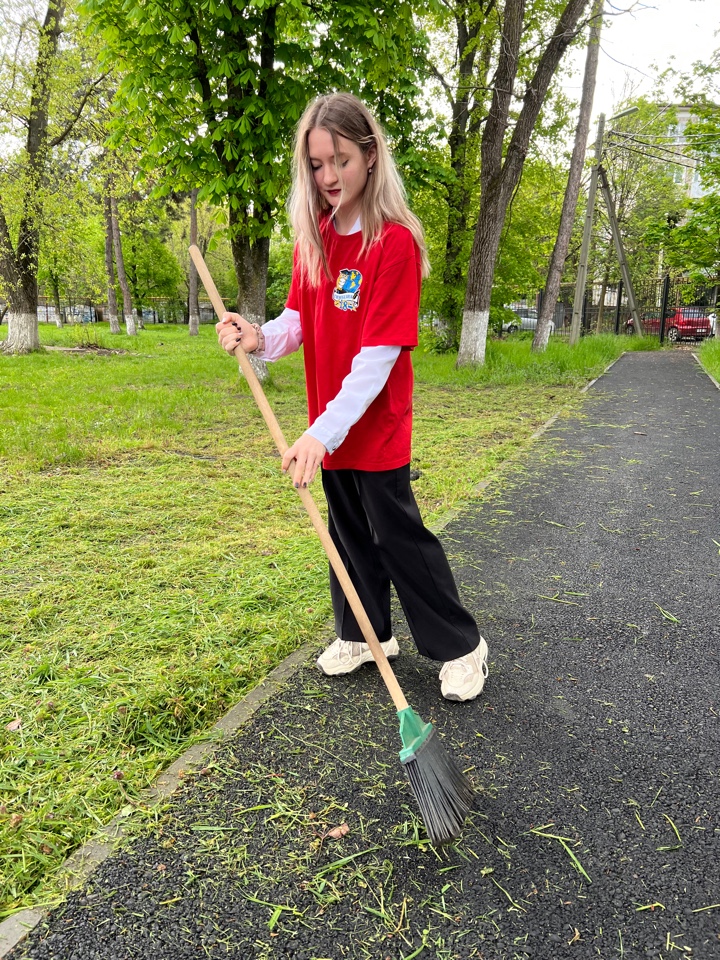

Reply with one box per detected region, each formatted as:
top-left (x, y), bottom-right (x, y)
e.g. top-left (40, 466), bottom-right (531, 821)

top-left (229, 204), bottom-right (270, 381)
top-left (188, 188), bottom-right (200, 336)
top-left (533, 0), bottom-right (603, 353)
top-left (441, 13), bottom-right (481, 347)
top-left (3, 306), bottom-right (39, 353)
top-left (459, 192), bottom-right (506, 364)
top-left (109, 195), bottom-right (136, 335)
top-left (103, 193), bottom-right (120, 333)
top-left (0, 0), bottom-right (66, 355)
top-left (458, 0), bottom-right (525, 366)
top-left (458, 0), bottom-right (591, 366)
top-left (50, 274), bottom-right (64, 327)
top-left (128, 241), bottom-right (145, 328)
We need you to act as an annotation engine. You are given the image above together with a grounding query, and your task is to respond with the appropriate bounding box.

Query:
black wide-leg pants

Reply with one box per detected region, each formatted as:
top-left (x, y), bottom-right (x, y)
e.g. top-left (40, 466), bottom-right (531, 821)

top-left (321, 465), bottom-right (480, 662)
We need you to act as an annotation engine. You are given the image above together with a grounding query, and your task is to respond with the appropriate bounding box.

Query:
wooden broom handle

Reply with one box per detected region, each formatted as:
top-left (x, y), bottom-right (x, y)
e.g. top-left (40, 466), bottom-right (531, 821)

top-left (190, 245), bottom-right (409, 712)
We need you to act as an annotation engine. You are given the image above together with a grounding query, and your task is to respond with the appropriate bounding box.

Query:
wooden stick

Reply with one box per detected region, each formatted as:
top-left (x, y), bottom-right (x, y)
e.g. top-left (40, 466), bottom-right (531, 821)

top-left (190, 245), bottom-right (409, 712)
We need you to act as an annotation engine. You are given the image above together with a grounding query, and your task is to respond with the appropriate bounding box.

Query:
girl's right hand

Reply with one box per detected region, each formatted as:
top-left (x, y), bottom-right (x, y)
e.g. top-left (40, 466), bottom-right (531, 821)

top-left (216, 313), bottom-right (259, 355)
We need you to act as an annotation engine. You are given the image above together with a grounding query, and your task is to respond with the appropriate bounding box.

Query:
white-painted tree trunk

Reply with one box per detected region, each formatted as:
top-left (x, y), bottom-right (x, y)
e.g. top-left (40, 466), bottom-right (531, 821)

top-left (2, 313), bottom-right (40, 353)
top-left (246, 352), bottom-right (268, 383)
top-left (238, 307), bottom-right (269, 382)
top-left (457, 309), bottom-right (490, 366)
top-left (125, 314), bottom-right (137, 337)
top-left (108, 312), bottom-right (121, 334)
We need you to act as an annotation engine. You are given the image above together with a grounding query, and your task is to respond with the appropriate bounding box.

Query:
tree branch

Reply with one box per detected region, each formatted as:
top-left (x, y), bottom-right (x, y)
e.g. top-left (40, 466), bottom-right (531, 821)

top-left (426, 59), bottom-right (454, 101)
top-left (502, 0), bottom-right (591, 196)
top-left (481, 0), bottom-right (525, 188)
top-left (49, 73), bottom-right (109, 147)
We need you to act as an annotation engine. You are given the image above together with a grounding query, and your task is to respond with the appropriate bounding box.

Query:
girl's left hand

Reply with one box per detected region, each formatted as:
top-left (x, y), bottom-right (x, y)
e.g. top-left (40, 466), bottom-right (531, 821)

top-left (282, 433), bottom-right (326, 488)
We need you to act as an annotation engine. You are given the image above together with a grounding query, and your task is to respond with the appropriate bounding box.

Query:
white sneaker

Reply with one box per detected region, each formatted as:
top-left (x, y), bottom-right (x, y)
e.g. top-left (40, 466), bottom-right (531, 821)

top-left (316, 636), bottom-right (399, 676)
top-left (439, 637), bottom-right (489, 701)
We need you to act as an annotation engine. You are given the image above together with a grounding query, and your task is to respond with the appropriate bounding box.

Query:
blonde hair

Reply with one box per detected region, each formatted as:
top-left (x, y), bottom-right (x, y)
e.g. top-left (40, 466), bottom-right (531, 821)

top-left (288, 93), bottom-right (430, 286)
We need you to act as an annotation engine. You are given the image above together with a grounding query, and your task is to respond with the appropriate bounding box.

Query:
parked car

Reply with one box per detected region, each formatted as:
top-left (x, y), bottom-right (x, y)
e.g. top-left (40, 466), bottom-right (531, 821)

top-left (626, 307), bottom-right (712, 342)
top-left (502, 308), bottom-right (555, 335)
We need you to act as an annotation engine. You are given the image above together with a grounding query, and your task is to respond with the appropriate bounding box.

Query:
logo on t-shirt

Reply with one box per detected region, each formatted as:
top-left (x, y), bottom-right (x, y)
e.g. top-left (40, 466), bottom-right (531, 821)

top-left (332, 268), bottom-right (363, 312)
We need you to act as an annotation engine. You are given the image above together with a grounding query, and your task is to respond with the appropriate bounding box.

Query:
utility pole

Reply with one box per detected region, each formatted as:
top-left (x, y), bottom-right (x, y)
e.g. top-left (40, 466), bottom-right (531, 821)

top-left (569, 113), bottom-right (604, 345)
top-left (569, 105), bottom-right (641, 346)
top-left (534, 0), bottom-right (603, 353)
top-left (598, 167), bottom-right (642, 335)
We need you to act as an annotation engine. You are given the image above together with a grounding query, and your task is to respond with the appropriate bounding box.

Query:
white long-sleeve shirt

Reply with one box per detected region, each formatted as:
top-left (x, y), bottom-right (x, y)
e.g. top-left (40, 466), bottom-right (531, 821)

top-left (257, 306), bottom-right (400, 454)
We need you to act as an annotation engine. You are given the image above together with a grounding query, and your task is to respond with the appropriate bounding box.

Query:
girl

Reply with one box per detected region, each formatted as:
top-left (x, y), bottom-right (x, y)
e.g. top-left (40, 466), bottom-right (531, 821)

top-left (217, 93), bottom-right (488, 701)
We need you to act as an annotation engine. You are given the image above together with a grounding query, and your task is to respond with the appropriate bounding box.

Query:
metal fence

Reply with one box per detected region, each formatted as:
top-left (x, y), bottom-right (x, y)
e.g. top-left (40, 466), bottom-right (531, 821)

top-left (5, 281), bottom-right (718, 342)
top-left (511, 276), bottom-right (719, 341)
top-left (24, 297), bottom-right (218, 326)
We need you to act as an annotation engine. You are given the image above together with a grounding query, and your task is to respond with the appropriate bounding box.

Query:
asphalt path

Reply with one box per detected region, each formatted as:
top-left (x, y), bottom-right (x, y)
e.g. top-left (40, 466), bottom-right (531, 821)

top-left (9, 351), bottom-right (720, 960)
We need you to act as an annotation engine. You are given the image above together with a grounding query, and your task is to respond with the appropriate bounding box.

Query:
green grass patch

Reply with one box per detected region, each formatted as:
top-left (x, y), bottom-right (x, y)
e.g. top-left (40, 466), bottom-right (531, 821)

top-left (698, 335), bottom-right (720, 383)
top-left (0, 322), bottom-right (652, 915)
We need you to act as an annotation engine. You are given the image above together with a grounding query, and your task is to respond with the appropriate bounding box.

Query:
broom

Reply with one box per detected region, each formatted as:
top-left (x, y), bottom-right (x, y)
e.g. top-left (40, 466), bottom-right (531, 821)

top-left (190, 245), bottom-right (475, 846)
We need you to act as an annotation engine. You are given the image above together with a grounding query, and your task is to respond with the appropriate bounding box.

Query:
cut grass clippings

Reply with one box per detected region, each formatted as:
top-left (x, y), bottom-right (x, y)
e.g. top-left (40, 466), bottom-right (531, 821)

top-left (0, 322), bottom-right (658, 916)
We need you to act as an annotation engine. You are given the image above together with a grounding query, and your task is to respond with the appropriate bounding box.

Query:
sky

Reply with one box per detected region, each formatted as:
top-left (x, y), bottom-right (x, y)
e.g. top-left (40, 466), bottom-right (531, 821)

top-left (564, 0), bottom-right (720, 123)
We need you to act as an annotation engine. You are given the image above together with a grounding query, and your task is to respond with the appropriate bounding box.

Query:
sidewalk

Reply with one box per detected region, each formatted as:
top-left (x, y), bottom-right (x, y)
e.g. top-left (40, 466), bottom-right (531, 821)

top-left (7, 351), bottom-right (720, 960)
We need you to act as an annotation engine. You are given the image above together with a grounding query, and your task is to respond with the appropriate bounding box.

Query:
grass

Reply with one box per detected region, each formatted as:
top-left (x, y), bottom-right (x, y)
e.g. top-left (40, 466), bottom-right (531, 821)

top-left (698, 335), bottom-right (720, 383)
top-left (0, 321), bottom-right (659, 916)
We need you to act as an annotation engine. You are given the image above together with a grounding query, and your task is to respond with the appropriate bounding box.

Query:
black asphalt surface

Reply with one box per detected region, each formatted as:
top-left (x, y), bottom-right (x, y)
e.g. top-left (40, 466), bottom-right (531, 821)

top-left (11, 351), bottom-right (720, 960)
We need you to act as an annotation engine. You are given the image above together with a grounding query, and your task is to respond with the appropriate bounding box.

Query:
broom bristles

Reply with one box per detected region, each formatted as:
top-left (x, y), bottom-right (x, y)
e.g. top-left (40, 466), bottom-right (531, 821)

top-left (401, 727), bottom-right (475, 846)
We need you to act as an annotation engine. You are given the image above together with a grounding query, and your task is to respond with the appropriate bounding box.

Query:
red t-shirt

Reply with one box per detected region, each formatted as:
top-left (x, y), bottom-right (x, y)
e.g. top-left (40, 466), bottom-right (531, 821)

top-left (286, 220), bottom-right (421, 471)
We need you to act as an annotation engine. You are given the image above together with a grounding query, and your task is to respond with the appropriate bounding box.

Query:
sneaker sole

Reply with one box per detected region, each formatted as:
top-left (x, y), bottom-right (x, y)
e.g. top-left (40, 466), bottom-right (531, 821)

top-left (442, 679), bottom-right (485, 702)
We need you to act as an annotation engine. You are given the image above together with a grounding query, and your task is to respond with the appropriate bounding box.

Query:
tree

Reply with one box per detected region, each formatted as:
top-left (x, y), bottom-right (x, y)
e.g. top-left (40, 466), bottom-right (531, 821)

top-left (36, 147), bottom-right (106, 324)
top-left (421, 0), bottom-right (577, 348)
top-left (457, 0), bottom-right (592, 367)
top-left (534, 0), bottom-right (602, 352)
top-left (656, 52), bottom-right (720, 280)
top-left (0, 1), bottom-right (107, 353)
top-left (491, 157), bottom-right (566, 322)
top-left (102, 192), bottom-right (120, 332)
top-left (656, 196), bottom-right (720, 281)
top-left (0, 0), bottom-right (67, 353)
top-left (109, 191), bottom-right (135, 334)
top-left (82, 0), bottom-right (429, 330)
top-left (422, 3), bottom-right (495, 347)
top-left (598, 99), bottom-right (686, 286)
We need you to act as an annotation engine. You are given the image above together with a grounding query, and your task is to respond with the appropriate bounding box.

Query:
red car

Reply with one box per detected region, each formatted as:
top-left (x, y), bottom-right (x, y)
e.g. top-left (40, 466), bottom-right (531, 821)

top-left (626, 307), bottom-right (713, 342)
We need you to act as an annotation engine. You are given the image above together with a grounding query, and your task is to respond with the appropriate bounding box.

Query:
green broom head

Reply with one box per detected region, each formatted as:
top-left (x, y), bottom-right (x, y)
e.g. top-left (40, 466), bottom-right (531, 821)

top-left (397, 707), bottom-right (475, 847)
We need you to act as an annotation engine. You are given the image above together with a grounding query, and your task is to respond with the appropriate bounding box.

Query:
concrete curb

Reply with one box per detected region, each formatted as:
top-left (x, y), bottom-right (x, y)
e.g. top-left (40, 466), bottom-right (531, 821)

top-left (0, 352), bottom-right (625, 957)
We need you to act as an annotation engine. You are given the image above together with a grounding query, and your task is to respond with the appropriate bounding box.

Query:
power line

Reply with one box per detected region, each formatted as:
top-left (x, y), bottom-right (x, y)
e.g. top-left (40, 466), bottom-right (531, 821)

top-left (605, 139), bottom-right (699, 170)
top-left (609, 129), bottom-right (718, 150)
top-left (610, 131), bottom-right (720, 144)
top-left (606, 132), bottom-right (702, 163)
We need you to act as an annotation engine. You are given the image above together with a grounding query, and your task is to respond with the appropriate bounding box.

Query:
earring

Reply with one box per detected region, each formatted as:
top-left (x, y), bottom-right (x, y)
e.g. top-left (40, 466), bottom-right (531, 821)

top-left (368, 167), bottom-right (374, 175)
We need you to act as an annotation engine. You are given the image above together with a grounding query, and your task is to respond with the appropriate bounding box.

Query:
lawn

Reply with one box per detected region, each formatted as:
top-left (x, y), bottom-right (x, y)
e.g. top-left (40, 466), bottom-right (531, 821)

top-left (698, 334), bottom-right (720, 382)
top-left (0, 321), bottom-right (666, 915)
